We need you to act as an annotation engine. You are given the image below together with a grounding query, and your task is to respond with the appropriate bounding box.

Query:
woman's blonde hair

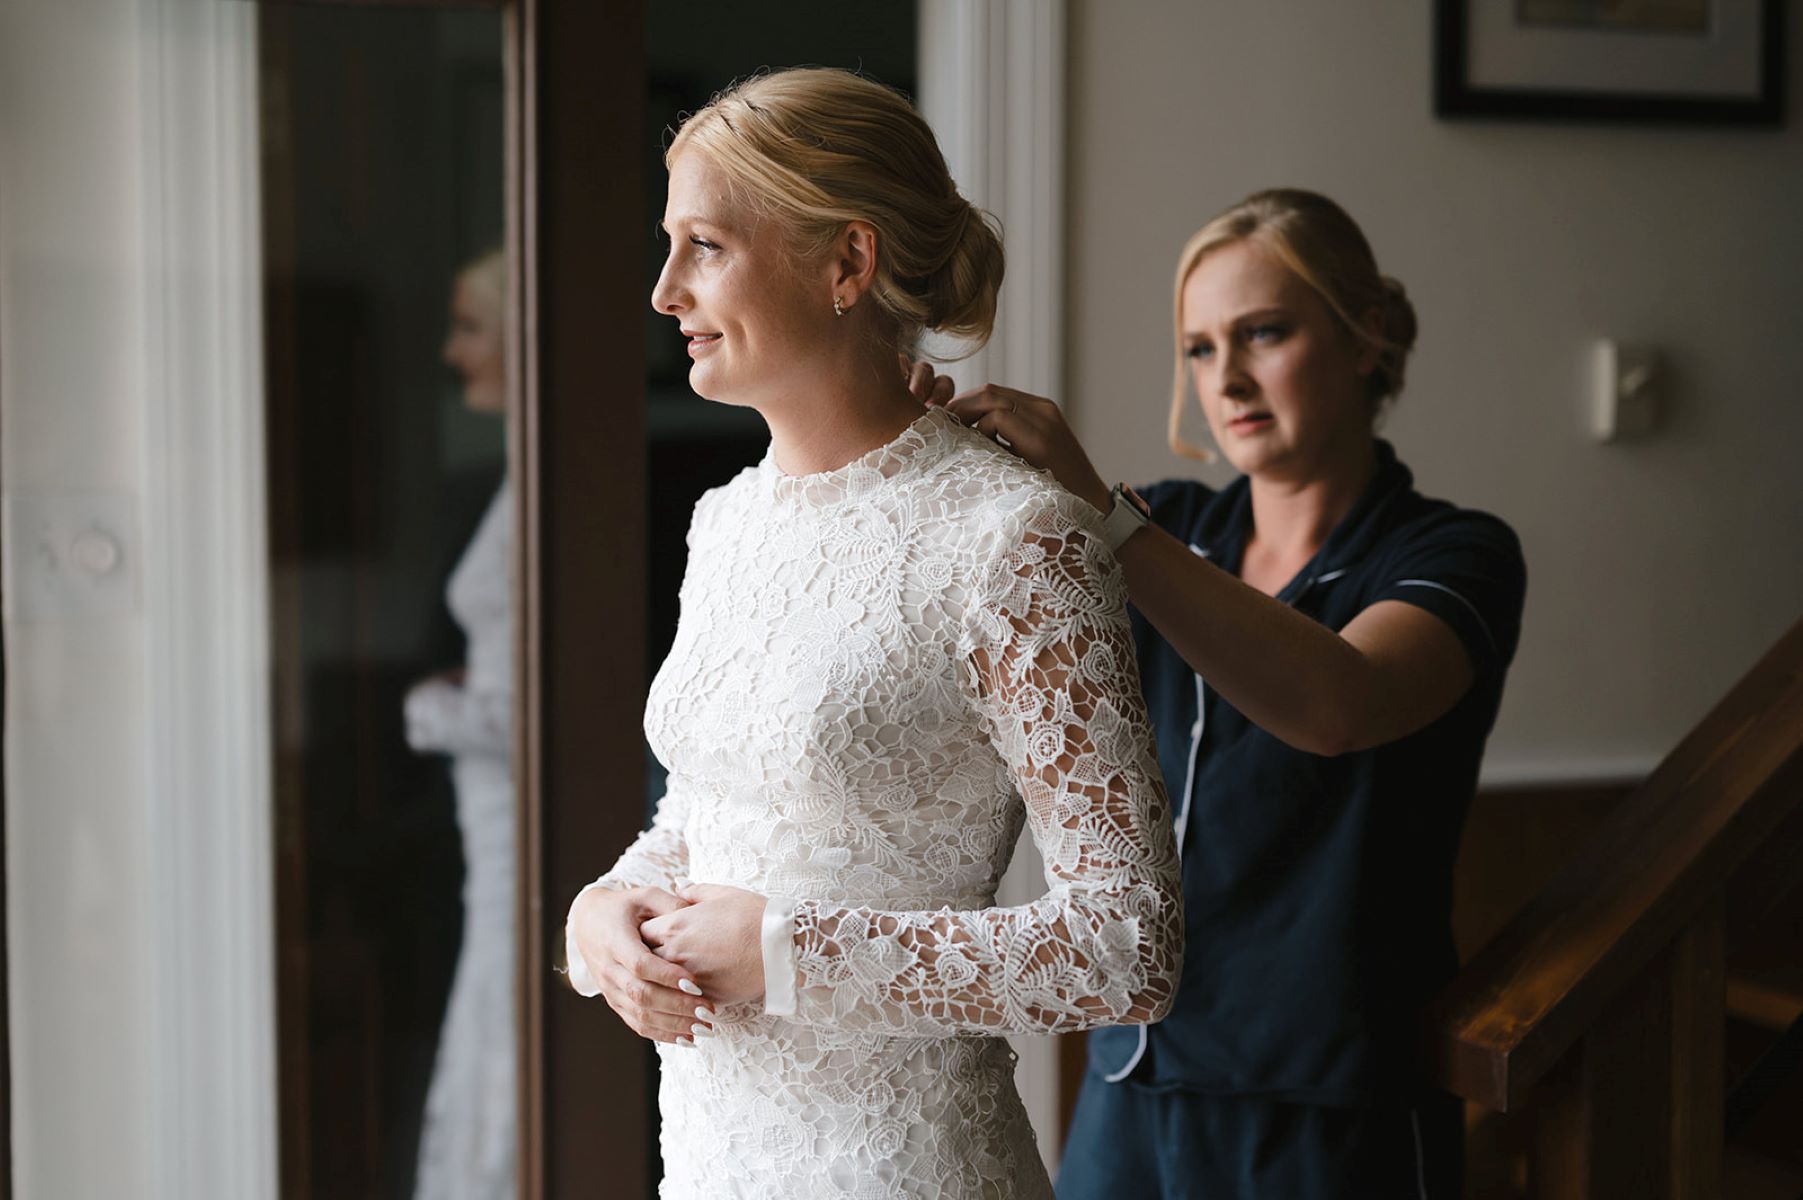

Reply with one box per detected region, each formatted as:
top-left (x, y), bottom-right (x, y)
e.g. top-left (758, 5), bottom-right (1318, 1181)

top-left (1167, 188), bottom-right (1417, 461)
top-left (457, 246), bottom-right (506, 325)
top-left (667, 67), bottom-right (1004, 354)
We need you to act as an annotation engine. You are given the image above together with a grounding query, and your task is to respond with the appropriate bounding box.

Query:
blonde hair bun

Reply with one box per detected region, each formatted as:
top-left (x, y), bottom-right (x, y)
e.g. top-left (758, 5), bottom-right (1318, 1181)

top-left (1374, 274), bottom-right (1418, 403)
top-left (923, 202), bottom-right (1006, 342)
top-left (668, 68), bottom-right (1005, 353)
top-left (457, 246), bottom-right (506, 321)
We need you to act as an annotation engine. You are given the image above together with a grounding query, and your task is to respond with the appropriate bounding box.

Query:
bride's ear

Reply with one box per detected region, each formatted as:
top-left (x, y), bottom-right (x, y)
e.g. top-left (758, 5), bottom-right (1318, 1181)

top-left (830, 220), bottom-right (882, 311)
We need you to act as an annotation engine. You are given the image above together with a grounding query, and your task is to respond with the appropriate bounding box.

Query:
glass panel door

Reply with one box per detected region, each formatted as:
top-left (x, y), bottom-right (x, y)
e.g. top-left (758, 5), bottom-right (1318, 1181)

top-left (256, 7), bottom-right (515, 1196)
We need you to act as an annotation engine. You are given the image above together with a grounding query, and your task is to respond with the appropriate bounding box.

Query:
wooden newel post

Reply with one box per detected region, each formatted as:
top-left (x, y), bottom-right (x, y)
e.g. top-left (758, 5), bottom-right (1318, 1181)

top-left (1530, 898), bottom-right (1726, 1200)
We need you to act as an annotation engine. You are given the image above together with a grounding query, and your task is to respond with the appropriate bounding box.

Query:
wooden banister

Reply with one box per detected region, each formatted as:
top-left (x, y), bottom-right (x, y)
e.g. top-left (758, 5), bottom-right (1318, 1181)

top-left (1432, 615), bottom-right (1803, 1116)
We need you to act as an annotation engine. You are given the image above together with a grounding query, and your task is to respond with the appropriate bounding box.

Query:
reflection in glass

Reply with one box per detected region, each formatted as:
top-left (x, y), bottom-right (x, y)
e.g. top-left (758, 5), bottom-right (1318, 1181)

top-left (404, 248), bottom-right (514, 1197)
top-left (257, 7), bottom-right (512, 1196)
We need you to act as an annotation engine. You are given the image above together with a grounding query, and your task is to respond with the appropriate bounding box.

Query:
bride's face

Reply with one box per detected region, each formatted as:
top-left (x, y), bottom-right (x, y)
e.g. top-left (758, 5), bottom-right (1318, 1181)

top-left (651, 151), bottom-right (834, 408)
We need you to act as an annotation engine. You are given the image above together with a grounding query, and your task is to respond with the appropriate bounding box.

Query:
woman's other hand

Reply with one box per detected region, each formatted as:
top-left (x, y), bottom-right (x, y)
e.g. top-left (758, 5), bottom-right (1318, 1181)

top-left (641, 884), bottom-right (768, 1010)
top-left (401, 667), bottom-right (467, 752)
top-left (568, 885), bottom-right (714, 1044)
top-left (900, 353), bottom-right (956, 407)
top-left (943, 383), bottom-right (1111, 514)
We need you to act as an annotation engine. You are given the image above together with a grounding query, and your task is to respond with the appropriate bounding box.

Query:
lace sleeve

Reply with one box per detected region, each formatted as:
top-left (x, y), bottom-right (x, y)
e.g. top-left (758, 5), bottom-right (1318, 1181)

top-left (780, 495), bottom-right (1182, 1035)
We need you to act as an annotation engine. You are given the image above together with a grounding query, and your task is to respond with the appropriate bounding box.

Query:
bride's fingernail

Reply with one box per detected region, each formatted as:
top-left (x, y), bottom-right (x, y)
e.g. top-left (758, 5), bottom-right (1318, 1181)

top-left (691, 1023), bottom-right (710, 1038)
top-left (678, 979), bottom-right (703, 996)
top-left (695, 1006), bottom-right (714, 1021)
top-left (675, 1036), bottom-right (694, 1048)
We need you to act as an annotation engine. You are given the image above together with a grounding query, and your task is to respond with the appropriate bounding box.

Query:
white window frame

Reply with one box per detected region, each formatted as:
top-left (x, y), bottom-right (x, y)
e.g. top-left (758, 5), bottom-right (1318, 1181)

top-left (919, 0), bottom-right (1069, 1175)
top-left (137, 1), bottom-right (278, 1194)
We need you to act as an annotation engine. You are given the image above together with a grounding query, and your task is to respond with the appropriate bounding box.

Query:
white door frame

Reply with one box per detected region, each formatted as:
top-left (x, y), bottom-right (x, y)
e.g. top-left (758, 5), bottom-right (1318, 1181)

top-left (137, 0), bottom-right (278, 1194)
top-left (919, 0), bottom-right (1070, 1174)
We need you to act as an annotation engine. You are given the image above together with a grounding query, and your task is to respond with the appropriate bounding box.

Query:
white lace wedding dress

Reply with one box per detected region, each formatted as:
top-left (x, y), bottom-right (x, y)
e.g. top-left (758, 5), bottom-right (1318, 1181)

top-left (568, 409), bottom-right (1182, 1199)
top-left (406, 484), bottom-right (516, 1199)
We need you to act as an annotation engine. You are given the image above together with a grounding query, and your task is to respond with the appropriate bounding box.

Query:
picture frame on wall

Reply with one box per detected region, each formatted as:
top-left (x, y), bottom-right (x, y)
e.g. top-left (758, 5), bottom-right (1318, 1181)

top-left (1434, 0), bottom-right (1785, 125)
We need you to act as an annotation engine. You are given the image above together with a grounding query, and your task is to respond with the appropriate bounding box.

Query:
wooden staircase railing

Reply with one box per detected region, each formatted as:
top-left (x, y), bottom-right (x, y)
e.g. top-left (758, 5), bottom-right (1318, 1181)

top-left (1429, 615), bottom-right (1803, 1199)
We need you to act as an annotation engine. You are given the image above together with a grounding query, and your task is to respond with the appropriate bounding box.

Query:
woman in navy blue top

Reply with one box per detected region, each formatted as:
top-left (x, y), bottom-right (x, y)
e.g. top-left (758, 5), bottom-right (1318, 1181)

top-left (920, 189), bottom-right (1526, 1198)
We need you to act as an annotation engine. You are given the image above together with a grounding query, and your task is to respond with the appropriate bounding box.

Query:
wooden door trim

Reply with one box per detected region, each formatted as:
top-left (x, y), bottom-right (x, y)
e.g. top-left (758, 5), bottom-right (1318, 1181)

top-left (516, 1), bottom-right (650, 1196)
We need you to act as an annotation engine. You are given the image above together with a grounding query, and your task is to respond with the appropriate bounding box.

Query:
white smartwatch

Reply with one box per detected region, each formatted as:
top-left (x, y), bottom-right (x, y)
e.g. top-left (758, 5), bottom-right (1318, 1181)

top-left (1099, 483), bottom-right (1151, 552)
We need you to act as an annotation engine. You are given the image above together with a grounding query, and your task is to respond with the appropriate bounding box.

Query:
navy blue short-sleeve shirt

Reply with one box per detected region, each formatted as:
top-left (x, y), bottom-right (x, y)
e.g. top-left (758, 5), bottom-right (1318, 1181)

top-left (1087, 440), bottom-right (1527, 1106)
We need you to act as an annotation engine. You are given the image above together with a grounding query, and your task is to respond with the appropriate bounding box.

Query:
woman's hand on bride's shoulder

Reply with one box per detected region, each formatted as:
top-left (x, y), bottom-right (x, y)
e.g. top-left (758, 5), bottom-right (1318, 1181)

top-left (571, 885), bottom-right (715, 1045)
top-left (901, 353), bottom-right (956, 408)
top-left (938, 379), bottom-right (1112, 515)
top-left (641, 884), bottom-right (768, 1009)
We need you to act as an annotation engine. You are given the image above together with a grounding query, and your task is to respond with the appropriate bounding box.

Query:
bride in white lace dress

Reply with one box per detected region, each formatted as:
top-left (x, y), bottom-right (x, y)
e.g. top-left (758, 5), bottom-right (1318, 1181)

top-left (565, 68), bottom-right (1182, 1199)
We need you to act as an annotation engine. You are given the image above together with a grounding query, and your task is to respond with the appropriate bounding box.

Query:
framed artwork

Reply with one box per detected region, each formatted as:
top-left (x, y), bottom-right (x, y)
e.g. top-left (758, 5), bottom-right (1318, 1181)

top-left (1435, 0), bottom-right (1785, 124)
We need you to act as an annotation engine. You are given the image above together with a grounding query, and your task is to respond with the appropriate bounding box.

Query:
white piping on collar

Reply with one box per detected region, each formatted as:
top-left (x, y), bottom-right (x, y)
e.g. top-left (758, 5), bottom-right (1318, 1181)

top-left (1102, 1026), bottom-right (1148, 1083)
top-left (1173, 673), bottom-right (1204, 853)
top-left (1105, 674), bottom-right (1205, 1087)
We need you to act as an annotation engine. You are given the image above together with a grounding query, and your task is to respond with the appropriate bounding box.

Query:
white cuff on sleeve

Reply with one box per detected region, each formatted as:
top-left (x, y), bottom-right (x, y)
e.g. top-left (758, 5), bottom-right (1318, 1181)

top-left (564, 881), bottom-right (608, 997)
top-left (760, 895), bottom-right (799, 1017)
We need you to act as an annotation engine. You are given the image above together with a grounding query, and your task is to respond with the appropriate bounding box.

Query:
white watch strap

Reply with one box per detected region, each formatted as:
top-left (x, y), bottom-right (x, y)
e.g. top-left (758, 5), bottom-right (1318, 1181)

top-left (1100, 486), bottom-right (1150, 552)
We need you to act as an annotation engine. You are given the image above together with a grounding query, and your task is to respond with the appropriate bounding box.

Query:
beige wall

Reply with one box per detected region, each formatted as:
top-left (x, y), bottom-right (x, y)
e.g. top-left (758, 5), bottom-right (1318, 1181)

top-left (1, 0), bottom-right (159, 1190)
top-left (1064, 1), bottom-right (1803, 783)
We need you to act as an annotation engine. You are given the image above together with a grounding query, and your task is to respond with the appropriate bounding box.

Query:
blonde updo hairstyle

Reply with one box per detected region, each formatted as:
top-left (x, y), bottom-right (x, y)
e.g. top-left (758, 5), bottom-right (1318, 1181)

top-left (1168, 188), bottom-right (1417, 461)
top-left (457, 246), bottom-right (506, 321)
top-left (666, 68), bottom-right (1004, 355)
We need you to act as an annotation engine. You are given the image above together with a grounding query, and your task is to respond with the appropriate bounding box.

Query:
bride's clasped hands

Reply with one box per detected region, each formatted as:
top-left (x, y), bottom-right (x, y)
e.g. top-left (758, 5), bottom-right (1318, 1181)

top-left (639, 884), bottom-right (769, 1010)
top-left (568, 882), bottom-right (770, 1042)
top-left (567, 884), bottom-right (722, 1044)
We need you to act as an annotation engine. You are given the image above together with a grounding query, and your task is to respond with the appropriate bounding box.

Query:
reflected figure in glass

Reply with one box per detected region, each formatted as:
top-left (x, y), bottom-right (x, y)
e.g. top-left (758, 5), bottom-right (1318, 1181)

top-left (405, 248), bottom-right (516, 1199)
top-left (251, 4), bottom-right (512, 1193)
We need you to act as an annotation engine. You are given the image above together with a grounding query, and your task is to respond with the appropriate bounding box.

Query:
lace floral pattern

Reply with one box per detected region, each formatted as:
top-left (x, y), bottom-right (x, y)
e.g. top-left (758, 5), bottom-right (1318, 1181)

top-left (581, 410), bottom-right (1181, 1199)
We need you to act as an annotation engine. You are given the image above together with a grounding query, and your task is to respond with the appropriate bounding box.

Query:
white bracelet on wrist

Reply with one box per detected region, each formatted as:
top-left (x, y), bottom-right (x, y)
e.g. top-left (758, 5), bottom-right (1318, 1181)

top-left (1099, 483), bottom-right (1151, 552)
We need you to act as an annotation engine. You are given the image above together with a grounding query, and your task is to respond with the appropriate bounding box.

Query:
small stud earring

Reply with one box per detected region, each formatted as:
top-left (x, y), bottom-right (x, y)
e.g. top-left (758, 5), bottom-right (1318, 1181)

top-left (833, 296), bottom-right (845, 318)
